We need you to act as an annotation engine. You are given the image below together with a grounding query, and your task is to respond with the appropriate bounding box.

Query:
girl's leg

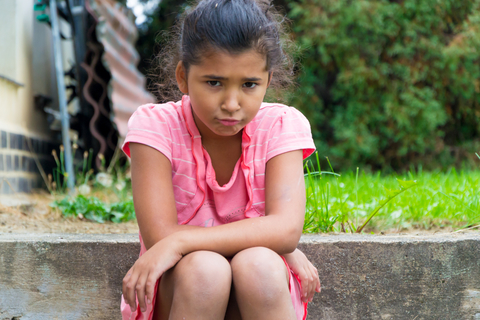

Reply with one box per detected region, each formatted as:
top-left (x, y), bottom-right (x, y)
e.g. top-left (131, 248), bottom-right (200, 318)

top-left (153, 251), bottom-right (232, 320)
top-left (224, 287), bottom-right (242, 320)
top-left (229, 247), bottom-right (297, 320)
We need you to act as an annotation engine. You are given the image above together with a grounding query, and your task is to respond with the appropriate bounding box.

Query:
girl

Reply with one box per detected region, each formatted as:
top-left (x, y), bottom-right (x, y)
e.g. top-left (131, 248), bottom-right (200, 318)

top-left (121, 0), bottom-right (321, 319)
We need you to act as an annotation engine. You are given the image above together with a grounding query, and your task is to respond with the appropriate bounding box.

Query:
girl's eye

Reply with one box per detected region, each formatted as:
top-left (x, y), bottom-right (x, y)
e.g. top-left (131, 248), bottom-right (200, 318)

top-left (243, 82), bottom-right (257, 88)
top-left (207, 81), bottom-right (221, 87)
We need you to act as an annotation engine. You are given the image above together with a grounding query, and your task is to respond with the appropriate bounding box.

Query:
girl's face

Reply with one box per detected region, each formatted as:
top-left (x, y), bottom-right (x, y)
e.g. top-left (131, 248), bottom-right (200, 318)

top-left (176, 49), bottom-right (271, 140)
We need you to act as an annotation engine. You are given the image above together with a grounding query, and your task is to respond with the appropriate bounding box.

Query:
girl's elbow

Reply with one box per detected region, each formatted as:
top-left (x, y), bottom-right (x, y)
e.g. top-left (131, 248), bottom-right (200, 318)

top-left (282, 241), bottom-right (299, 254)
top-left (281, 223), bottom-right (303, 253)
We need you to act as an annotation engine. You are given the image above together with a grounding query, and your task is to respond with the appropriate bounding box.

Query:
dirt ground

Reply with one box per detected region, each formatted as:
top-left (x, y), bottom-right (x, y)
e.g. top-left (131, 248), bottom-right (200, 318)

top-left (0, 191), bottom-right (139, 234)
top-left (0, 191), bottom-right (478, 236)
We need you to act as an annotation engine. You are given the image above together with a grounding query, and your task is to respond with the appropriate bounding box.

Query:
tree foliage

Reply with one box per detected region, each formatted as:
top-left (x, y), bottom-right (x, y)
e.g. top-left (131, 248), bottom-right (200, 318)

top-left (134, 0), bottom-right (189, 91)
top-left (132, 0), bottom-right (480, 171)
top-left (288, 0), bottom-right (480, 170)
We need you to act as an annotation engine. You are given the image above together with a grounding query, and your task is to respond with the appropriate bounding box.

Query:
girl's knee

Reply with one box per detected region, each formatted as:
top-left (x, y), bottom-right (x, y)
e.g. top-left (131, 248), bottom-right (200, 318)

top-left (157, 251), bottom-right (232, 319)
top-left (230, 247), bottom-right (289, 300)
top-left (172, 251), bottom-right (232, 298)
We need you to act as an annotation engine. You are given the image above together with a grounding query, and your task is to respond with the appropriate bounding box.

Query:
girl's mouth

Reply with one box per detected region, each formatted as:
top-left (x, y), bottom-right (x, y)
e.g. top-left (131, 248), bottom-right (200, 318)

top-left (218, 119), bottom-right (240, 126)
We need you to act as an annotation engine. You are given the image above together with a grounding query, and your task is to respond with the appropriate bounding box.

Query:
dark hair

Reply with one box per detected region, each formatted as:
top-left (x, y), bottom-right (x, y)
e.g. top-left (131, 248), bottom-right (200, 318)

top-left (152, 0), bottom-right (296, 102)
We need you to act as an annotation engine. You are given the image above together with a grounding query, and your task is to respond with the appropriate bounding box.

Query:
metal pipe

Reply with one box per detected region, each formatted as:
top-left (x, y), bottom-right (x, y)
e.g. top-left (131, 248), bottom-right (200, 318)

top-left (50, 0), bottom-right (75, 191)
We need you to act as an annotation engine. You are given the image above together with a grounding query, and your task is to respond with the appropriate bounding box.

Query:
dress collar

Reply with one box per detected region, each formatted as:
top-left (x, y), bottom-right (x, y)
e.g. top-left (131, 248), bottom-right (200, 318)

top-left (181, 95), bottom-right (202, 140)
top-left (180, 95), bottom-right (255, 214)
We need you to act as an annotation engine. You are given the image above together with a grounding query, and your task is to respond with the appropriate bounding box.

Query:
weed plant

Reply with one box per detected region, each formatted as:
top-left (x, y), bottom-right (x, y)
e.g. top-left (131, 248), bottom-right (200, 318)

top-left (50, 145), bottom-right (135, 223)
top-left (51, 195), bottom-right (134, 223)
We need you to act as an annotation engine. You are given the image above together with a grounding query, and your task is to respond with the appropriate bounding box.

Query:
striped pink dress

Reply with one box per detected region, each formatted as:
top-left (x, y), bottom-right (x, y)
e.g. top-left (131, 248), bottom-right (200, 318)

top-left (121, 95), bottom-right (315, 320)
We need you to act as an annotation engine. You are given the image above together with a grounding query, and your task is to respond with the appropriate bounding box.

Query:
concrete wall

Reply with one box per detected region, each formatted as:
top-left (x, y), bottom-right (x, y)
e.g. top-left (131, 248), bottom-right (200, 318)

top-left (0, 0), bottom-right (59, 136)
top-left (0, 1), bottom-right (76, 193)
top-left (0, 233), bottom-right (479, 319)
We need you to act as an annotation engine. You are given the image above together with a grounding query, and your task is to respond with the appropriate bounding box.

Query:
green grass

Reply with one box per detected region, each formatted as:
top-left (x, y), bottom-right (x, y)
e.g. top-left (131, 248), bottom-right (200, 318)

top-left (52, 167), bottom-right (480, 231)
top-left (50, 146), bottom-right (480, 232)
top-left (303, 157), bottom-right (480, 233)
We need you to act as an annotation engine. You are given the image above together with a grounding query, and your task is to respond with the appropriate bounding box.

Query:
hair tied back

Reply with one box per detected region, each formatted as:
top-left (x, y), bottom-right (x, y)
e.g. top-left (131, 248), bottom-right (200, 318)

top-left (152, 0), bottom-right (296, 102)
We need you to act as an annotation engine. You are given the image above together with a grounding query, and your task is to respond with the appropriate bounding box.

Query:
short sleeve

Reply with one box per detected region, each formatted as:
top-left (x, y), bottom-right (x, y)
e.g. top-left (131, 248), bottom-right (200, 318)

top-left (122, 104), bottom-right (173, 162)
top-left (265, 106), bottom-right (316, 161)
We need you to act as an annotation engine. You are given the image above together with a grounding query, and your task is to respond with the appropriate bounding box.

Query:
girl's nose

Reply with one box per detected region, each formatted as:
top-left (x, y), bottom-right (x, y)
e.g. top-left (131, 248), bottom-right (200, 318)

top-left (221, 92), bottom-right (241, 113)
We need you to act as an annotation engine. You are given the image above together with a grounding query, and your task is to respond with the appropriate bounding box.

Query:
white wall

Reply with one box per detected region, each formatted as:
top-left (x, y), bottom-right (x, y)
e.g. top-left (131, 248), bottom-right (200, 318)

top-left (0, 0), bottom-right (76, 139)
top-left (0, 0), bottom-right (78, 193)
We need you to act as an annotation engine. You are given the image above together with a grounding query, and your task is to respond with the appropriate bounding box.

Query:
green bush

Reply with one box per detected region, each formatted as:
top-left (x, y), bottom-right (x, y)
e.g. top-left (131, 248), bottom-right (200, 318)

top-left (133, 0), bottom-right (480, 171)
top-left (288, 0), bottom-right (480, 171)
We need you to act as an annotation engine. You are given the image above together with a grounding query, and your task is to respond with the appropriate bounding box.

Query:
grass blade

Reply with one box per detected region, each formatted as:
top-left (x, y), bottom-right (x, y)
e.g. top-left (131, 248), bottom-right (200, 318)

top-left (304, 171), bottom-right (341, 177)
top-left (356, 179), bottom-right (417, 233)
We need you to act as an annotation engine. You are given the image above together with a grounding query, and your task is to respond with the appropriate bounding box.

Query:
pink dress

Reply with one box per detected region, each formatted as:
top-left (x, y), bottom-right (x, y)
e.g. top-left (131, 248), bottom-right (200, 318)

top-left (121, 95), bottom-right (315, 320)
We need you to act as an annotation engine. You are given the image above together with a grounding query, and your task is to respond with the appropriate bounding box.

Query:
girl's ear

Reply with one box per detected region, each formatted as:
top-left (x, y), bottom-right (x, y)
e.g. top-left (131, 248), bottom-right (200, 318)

top-left (175, 61), bottom-right (188, 94)
top-left (267, 71), bottom-right (273, 88)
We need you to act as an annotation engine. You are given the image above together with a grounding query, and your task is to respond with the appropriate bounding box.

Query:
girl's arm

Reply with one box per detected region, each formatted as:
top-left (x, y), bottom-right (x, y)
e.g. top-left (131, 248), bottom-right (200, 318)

top-left (129, 143), bottom-right (201, 249)
top-left (129, 142), bottom-right (305, 252)
top-left (124, 143), bottom-right (306, 311)
top-left (166, 141), bottom-right (305, 254)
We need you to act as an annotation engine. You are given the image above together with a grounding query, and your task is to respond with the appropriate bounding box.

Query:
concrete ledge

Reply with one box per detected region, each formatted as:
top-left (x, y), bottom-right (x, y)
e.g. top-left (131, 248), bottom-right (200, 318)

top-left (0, 233), bottom-right (479, 319)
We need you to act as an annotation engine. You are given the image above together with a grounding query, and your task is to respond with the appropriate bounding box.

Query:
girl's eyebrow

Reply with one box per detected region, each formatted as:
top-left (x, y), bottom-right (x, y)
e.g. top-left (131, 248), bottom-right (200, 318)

top-left (201, 74), bottom-right (263, 81)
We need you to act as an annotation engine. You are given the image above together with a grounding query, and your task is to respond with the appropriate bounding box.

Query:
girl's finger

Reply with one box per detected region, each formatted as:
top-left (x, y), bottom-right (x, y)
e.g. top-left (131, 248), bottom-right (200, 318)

top-left (307, 263), bottom-right (319, 301)
top-left (136, 272), bottom-right (149, 312)
top-left (300, 268), bottom-right (309, 303)
top-left (314, 267), bottom-right (321, 292)
top-left (122, 268), bottom-right (139, 312)
top-left (121, 269), bottom-right (132, 308)
top-left (122, 267), bottom-right (133, 297)
top-left (145, 272), bottom-right (158, 307)
top-left (306, 266), bottom-right (316, 301)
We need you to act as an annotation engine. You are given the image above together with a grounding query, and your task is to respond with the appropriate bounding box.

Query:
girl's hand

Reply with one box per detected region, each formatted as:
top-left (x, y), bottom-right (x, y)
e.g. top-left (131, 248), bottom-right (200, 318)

top-left (122, 237), bottom-right (183, 313)
top-left (283, 248), bottom-right (321, 303)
